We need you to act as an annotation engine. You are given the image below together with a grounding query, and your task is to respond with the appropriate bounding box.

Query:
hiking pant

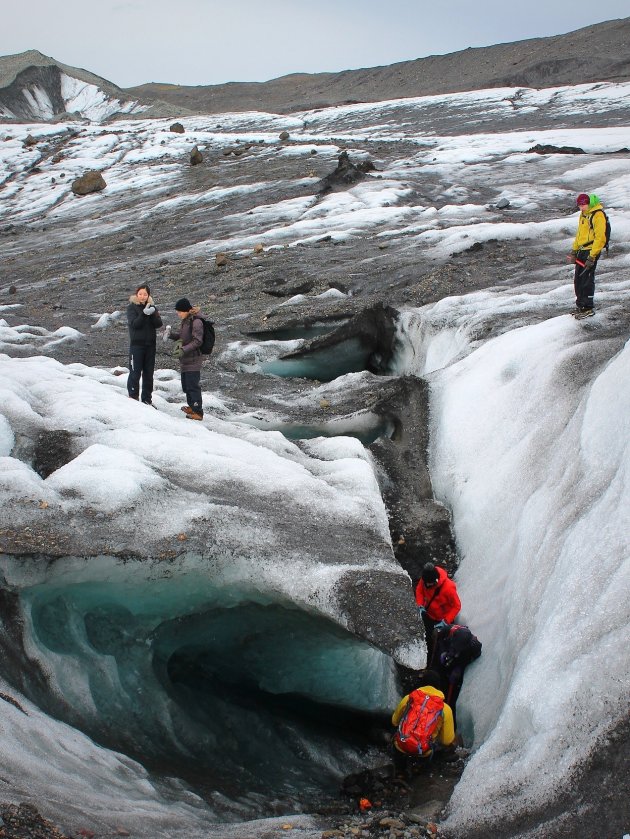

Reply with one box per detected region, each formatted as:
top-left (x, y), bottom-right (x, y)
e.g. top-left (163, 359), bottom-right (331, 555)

top-left (574, 249), bottom-right (597, 309)
top-left (128, 345), bottom-right (156, 403)
top-left (181, 371), bottom-right (203, 415)
top-left (444, 667), bottom-right (464, 728)
top-left (422, 612), bottom-right (439, 667)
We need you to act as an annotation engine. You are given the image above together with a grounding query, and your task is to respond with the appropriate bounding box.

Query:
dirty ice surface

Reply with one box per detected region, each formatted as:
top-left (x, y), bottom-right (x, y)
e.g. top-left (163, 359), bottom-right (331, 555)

top-left (0, 79), bottom-right (630, 836)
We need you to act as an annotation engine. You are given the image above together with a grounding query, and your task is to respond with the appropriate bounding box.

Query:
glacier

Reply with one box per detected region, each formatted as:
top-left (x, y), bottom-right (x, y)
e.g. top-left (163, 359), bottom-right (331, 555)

top-left (0, 76), bottom-right (629, 837)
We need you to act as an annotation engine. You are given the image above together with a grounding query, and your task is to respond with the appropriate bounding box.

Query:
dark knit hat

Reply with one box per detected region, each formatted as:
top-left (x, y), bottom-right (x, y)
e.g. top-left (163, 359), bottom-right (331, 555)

top-left (174, 297), bottom-right (192, 312)
top-left (421, 562), bottom-right (439, 586)
top-left (136, 283), bottom-right (150, 295)
top-left (576, 193), bottom-right (589, 207)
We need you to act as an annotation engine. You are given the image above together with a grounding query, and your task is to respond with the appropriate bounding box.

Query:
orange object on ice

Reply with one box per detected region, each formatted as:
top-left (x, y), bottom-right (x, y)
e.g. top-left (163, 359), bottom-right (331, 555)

top-left (359, 797), bottom-right (372, 811)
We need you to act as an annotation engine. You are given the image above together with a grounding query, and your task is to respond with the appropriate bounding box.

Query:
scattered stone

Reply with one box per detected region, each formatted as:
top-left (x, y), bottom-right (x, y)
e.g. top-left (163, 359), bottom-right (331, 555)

top-left (495, 197), bottom-right (510, 209)
top-left (170, 122), bottom-right (185, 133)
top-left (51, 152), bottom-right (63, 163)
top-left (320, 398), bottom-right (330, 409)
top-left (23, 134), bottom-right (38, 146)
top-left (190, 145), bottom-right (203, 165)
top-left (71, 170), bottom-right (106, 196)
top-left (279, 130), bottom-right (290, 141)
top-left (379, 817), bottom-right (405, 829)
top-left (253, 243), bottom-right (265, 254)
top-left (0, 802), bottom-right (71, 838)
top-left (9, 284), bottom-right (17, 294)
top-left (215, 252), bottom-right (229, 267)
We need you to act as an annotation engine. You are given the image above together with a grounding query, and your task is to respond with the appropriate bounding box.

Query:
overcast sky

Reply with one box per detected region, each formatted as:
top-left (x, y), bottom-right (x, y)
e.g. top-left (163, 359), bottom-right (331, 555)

top-left (2, 0), bottom-right (629, 88)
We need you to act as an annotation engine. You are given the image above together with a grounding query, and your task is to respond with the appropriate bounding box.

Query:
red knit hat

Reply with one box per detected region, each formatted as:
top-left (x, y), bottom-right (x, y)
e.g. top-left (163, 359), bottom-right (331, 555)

top-left (576, 193), bottom-right (590, 207)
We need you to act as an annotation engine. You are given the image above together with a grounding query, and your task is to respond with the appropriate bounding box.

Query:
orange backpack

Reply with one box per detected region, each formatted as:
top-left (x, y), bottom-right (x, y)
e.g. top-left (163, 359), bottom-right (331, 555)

top-left (395, 689), bottom-right (444, 756)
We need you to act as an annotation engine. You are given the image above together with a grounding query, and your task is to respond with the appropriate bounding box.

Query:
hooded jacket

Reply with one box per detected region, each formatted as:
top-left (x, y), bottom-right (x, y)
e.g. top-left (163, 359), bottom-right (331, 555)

top-left (415, 566), bottom-right (461, 623)
top-left (572, 195), bottom-right (607, 259)
top-left (170, 306), bottom-right (206, 372)
top-left (391, 685), bottom-right (455, 751)
top-left (127, 295), bottom-right (163, 346)
top-left (430, 623), bottom-right (482, 676)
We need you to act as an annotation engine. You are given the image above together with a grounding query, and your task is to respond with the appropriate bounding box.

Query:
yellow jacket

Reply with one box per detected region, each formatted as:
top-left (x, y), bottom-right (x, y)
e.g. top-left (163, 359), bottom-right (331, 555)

top-left (391, 685), bottom-right (455, 751)
top-left (572, 202), bottom-right (607, 258)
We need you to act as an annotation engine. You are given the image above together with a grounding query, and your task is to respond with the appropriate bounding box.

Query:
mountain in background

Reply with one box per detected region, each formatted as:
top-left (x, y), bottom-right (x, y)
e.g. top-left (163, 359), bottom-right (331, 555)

top-left (1, 16), bottom-right (630, 122)
top-left (0, 49), bottom-right (185, 122)
top-left (126, 16), bottom-right (630, 113)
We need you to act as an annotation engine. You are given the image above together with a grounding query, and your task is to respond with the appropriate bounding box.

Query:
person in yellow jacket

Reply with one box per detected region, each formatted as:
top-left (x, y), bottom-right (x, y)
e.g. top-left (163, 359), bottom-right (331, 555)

top-left (567, 193), bottom-right (607, 319)
top-left (391, 671), bottom-right (456, 775)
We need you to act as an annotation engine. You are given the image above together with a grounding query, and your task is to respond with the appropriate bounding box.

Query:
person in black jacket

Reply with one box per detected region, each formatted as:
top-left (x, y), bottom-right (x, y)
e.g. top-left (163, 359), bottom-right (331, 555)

top-left (126, 283), bottom-right (163, 406)
top-left (428, 623), bottom-right (482, 726)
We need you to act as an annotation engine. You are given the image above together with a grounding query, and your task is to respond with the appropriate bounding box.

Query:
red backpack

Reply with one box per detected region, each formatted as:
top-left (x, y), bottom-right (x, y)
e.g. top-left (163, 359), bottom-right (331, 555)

top-left (395, 689), bottom-right (444, 756)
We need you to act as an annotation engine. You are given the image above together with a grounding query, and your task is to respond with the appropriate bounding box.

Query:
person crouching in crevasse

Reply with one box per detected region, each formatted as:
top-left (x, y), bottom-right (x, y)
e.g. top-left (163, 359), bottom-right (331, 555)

top-left (415, 562), bottom-right (461, 666)
top-left (391, 670), bottom-right (456, 778)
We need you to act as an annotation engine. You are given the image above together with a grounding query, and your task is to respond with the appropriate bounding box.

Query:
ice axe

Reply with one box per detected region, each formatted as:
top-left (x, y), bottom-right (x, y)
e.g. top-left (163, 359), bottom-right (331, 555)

top-left (575, 257), bottom-right (590, 277)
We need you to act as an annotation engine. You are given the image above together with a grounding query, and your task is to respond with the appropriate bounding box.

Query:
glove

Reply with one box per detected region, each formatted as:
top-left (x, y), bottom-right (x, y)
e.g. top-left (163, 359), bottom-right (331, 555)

top-left (584, 256), bottom-right (595, 269)
top-left (143, 305), bottom-right (156, 316)
top-left (434, 620), bottom-right (448, 631)
top-left (440, 652), bottom-right (454, 668)
top-left (162, 325), bottom-right (172, 343)
top-left (172, 339), bottom-right (184, 359)
top-left (417, 606), bottom-right (426, 616)
top-left (566, 252), bottom-right (577, 264)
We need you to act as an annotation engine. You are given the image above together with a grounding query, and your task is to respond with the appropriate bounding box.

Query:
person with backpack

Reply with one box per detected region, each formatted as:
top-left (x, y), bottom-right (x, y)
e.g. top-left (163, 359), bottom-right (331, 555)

top-left (166, 297), bottom-right (211, 421)
top-left (391, 670), bottom-right (456, 775)
top-left (126, 283), bottom-right (163, 406)
top-left (429, 623), bottom-right (482, 726)
top-left (415, 563), bottom-right (461, 666)
top-left (567, 193), bottom-right (609, 319)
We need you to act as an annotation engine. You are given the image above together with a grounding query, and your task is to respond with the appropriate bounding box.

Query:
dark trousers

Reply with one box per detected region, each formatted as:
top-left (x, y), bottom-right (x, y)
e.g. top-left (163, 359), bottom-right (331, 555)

top-left (574, 250), bottom-right (596, 309)
top-left (181, 371), bottom-right (203, 415)
top-left (127, 345), bottom-right (156, 402)
top-left (422, 612), bottom-right (439, 666)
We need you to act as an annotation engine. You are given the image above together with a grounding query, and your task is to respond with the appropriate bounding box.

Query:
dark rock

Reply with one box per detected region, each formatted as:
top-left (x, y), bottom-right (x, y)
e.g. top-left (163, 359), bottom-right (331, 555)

top-left (528, 143), bottom-right (585, 155)
top-left (23, 134), bottom-right (38, 146)
top-left (279, 130), bottom-right (290, 140)
top-left (0, 691), bottom-right (27, 714)
top-left (496, 197), bottom-right (510, 209)
top-left (318, 151), bottom-right (374, 194)
top-left (71, 170), bottom-right (106, 196)
top-left (9, 284), bottom-right (17, 294)
top-left (190, 145), bottom-right (203, 165)
top-left (170, 122), bottom-right (185, 133)
top-left (215, 252), bottom-right (228, 267)
top-left (263, 280), bottom-right (314, 298)
top-left (32, 430), bottom-right (75, 478)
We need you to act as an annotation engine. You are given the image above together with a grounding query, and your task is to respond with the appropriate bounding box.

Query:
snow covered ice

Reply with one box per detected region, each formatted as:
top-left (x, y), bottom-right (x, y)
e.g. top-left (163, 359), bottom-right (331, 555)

top-left (0, 75), bottom-right (629, 837)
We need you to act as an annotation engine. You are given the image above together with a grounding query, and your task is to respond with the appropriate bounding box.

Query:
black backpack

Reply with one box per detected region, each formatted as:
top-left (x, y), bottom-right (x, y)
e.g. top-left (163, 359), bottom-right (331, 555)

top-left (192, 316), bottom-right (215, 355)
top-left (589, 209), bottom-right (611, 254)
